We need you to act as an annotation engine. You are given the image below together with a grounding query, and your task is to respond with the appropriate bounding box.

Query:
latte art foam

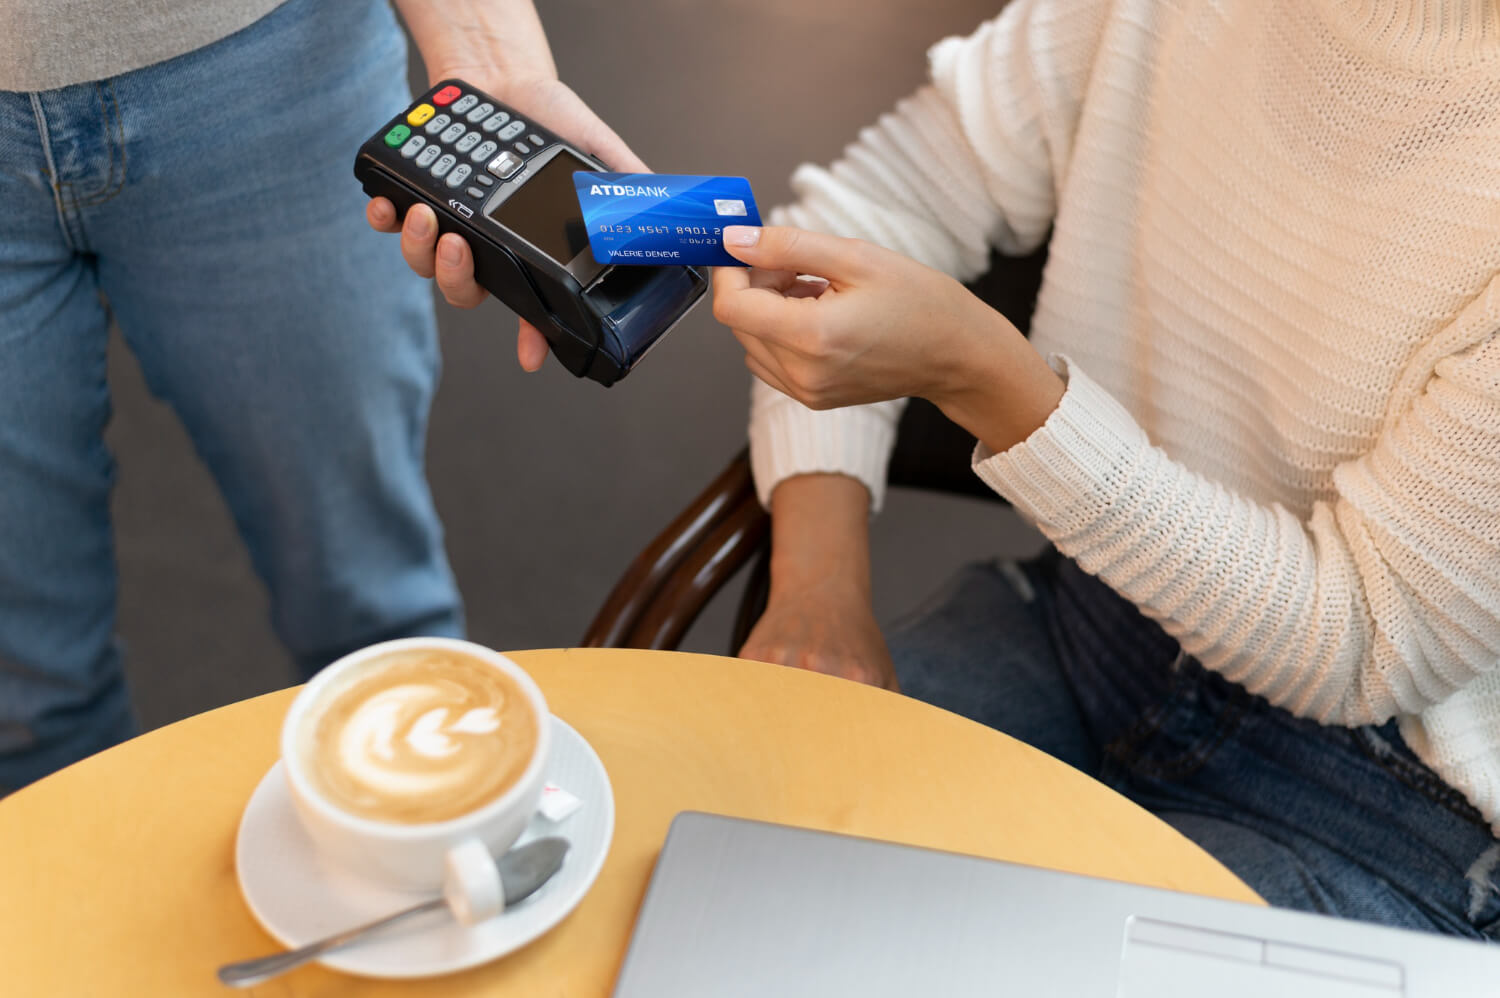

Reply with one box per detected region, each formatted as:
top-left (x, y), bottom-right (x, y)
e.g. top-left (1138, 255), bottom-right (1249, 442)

top-left (303, 651), bottom-right (539, 824)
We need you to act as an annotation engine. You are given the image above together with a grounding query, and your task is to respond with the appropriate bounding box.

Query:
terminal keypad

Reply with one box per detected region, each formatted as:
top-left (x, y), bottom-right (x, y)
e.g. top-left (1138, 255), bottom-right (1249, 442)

top-left (388, 85), bottom-right (554, 208)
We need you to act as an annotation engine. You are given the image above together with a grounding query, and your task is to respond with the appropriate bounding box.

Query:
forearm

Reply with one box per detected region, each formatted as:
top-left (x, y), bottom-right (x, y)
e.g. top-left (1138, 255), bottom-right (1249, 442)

top-left (743, 473), bottom-right (896, 690)
top-left (976, 351), bottom-right (1500, 728)
top-left (769, 86), bottom-right (998, 279)
top-left (766, 474), bottom-right (873, 597)
top-left (391, 0), bottom-right (556, 82)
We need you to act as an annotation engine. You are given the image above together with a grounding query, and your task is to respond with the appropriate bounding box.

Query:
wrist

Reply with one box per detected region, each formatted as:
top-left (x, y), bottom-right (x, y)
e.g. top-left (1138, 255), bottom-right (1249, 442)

top-left (930, 305), bottom-right (1063, 455)
top-left (426, 59), bottom-right (556, 92)
top-left (397, 0), bottom-right (557, 88)
top-left (769, 549), bottom-right (871, 601)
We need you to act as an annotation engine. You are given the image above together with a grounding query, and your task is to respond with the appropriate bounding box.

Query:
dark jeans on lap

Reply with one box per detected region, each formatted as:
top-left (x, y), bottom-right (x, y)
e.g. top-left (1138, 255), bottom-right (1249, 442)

top-left (887, 549), bottom-right (1500, 940)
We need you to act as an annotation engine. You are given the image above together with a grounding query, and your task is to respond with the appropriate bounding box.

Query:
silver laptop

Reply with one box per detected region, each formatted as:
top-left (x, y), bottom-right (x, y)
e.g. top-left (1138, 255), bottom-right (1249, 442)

top-left (610, 812), bottom-right (1499, 997)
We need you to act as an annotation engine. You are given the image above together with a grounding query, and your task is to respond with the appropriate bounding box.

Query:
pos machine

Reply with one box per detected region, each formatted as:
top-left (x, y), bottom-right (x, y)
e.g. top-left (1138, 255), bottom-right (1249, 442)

top-left (355, 80), bottom-right (707, 386)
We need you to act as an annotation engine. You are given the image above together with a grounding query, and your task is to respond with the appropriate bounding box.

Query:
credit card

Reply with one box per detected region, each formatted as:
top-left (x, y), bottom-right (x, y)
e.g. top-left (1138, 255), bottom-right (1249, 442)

top-left (573, 172), bottom-right (762, 267)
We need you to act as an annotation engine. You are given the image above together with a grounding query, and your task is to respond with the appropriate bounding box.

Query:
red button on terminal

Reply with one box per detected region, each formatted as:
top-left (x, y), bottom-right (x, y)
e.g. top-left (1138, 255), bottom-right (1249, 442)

top-left (432, 85), bottom-right (461, 106)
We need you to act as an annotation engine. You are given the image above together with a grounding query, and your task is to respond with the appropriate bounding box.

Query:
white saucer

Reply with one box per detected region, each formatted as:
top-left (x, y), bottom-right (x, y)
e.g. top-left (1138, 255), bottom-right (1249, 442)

top-left (234, 714), bottom-right (614, 979)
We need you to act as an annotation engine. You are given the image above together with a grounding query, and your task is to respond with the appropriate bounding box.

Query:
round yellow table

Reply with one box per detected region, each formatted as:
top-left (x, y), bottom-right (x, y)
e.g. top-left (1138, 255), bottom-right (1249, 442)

top-left (0, 648), bottom-right (1261, 996)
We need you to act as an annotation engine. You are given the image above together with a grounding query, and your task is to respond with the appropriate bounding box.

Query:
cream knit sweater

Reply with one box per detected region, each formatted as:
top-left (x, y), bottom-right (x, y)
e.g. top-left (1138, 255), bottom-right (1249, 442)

top-left (749, 0), bottom-right (1500, 831)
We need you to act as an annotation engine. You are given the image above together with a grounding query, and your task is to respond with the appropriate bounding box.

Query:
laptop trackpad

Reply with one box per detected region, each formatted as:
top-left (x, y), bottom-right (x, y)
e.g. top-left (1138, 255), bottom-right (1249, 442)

top-left (1120, 918), bottom-right (1405, 998)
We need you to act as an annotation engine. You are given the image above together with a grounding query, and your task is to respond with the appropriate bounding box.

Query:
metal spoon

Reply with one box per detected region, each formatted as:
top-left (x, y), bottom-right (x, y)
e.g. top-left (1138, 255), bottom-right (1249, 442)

top-left (217, 837), bottom-right (569, 988)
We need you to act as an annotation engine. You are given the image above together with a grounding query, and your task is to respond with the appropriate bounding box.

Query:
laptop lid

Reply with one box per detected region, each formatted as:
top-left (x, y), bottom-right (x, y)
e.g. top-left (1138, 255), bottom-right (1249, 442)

top-left (610, 812), bottom-right (1498, 997)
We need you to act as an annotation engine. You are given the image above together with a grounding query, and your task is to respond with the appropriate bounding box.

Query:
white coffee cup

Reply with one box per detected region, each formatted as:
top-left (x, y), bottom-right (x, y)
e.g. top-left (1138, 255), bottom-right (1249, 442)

top-left (280, 637), bottom-right (551, 920)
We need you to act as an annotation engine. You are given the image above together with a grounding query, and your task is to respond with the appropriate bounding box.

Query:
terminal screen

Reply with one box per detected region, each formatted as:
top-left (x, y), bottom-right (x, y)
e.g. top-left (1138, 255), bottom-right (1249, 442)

top-left (489, 151), bottom-right (594, 265)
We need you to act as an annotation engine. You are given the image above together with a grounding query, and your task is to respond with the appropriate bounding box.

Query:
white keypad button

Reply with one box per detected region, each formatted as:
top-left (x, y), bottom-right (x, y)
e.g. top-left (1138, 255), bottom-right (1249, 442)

top-left (487, 151), bottom-right (523, 179)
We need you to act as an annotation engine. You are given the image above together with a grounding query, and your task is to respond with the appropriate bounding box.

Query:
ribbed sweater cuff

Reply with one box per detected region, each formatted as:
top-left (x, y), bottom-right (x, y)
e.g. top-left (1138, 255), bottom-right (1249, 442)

top-left (972, 357), bottom-right (1149, 538)
top-left (749, 402), bottom-right (901, 512)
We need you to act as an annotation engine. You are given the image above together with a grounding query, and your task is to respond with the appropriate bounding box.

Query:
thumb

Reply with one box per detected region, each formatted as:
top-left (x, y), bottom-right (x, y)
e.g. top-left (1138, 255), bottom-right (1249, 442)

top-left (516, 319), bottom-right (550, 372)
top-left (722, 225), bottom-right (865, 285)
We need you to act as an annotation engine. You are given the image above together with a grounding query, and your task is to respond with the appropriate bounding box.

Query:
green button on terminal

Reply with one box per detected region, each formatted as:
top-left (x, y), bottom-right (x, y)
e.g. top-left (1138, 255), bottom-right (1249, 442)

top-left (383, 124), bottom-right (411, 147)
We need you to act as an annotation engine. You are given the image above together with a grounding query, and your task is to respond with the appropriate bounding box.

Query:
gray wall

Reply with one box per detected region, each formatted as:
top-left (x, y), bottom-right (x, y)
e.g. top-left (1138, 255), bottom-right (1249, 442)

top-left (111, 0), bottom-right (1043, 731)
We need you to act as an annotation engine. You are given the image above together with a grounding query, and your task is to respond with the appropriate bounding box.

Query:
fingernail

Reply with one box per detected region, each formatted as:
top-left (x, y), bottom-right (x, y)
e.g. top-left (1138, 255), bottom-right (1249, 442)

top-left (410, 209), bottom-right (432, 238)
top-left (439, 237), bottom-right (461, 265)
top-left (724, 225), bottom-right (761, 247)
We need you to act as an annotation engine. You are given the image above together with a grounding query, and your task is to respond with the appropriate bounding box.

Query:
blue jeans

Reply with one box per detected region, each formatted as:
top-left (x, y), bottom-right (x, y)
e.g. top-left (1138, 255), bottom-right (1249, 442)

top-left (889, 550), bottom-right (1500, 940)
top-left (0, 0), bottom-right (463, 790)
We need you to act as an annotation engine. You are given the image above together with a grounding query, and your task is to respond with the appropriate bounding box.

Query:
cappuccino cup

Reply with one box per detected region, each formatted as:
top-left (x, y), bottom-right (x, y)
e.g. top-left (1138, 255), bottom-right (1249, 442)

top-left (280, 638), bottom-right (551, 920)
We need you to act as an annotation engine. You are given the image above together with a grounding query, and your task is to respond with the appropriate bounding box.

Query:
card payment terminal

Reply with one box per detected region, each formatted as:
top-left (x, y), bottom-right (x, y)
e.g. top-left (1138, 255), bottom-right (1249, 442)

top-left (354, 80), bottom-right (707, 386)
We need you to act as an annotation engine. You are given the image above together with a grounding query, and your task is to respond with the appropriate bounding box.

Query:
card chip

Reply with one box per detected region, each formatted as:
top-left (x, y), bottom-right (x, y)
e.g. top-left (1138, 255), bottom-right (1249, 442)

top-left (714, 199), bottom-right (748, 216)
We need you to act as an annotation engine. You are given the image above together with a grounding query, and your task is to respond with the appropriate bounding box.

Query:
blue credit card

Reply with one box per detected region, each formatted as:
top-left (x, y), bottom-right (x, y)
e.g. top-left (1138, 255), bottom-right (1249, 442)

top-left (573, 172), bottom-right (762, 267)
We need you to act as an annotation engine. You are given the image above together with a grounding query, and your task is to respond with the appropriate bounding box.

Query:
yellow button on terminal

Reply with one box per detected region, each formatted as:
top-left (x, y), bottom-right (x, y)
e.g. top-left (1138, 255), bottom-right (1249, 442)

top-left (406, 103), bottom-right (435, 127)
